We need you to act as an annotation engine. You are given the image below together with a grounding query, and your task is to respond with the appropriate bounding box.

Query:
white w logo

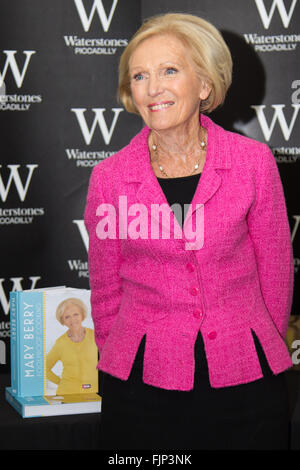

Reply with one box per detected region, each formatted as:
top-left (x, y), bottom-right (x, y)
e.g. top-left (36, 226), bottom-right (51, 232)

top-left (255, 0), bottom-right (298, 29)
top-left (71, 108), bottom-right (123, 145)
top-left (0, 164), bottom-right (38, 202)
top-left (0, 276), bottom-right (41, 315)
top-left (292, 216), bottom-right (300, 243)
top-left (0, 50), bottom-right (36, 88)
top-left (74, 0), bottom-right (118, 32)
top-left (0, 78), bottom-right (6, 95)
top-left (251, 104), bottom-right (300, 141)
top-left (73, 220), bottom-right (89, 252)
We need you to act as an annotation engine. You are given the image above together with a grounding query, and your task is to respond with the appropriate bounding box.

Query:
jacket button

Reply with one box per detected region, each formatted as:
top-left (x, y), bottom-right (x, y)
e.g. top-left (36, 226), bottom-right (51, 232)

top-left (193, 309), bottom-right (203, 319)
top-left (208, 331), bottom-right (217, 340)
top-left (189, 286), bottom-right (199, 296)
top-left (186, 262), bottom-right (195, 272)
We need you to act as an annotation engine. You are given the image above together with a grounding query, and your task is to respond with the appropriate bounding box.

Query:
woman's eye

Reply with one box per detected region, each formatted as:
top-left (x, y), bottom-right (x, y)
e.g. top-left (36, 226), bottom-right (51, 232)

top-left (165, 67), bottom-right (177, 75)
top-left (133, 73), bottom-right (144, 81)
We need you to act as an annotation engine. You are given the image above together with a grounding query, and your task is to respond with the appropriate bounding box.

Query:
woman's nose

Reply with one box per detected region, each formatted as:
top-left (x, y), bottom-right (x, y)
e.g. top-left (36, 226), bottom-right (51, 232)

top-left (147, 73), bottom-right (164, 97)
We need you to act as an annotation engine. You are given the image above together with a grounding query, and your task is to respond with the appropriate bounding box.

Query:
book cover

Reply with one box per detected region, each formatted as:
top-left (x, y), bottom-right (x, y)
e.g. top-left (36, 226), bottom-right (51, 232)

top-left (5, 386), bottom-right (101, 418)
top-left (9, 287), bottom-right (100, 413)
top-left (10, 286), bottom-right (68, 395)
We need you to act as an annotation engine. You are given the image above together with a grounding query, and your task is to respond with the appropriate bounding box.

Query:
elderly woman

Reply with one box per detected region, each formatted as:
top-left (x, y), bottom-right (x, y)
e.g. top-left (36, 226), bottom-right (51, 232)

top-left (46, 297), bottom-right (98, 395)
top-left (84, 14), bottom-right (293, 450)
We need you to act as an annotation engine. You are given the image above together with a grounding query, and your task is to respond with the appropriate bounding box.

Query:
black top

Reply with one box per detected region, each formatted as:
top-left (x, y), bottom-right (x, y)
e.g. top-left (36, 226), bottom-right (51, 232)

top-left (157, 172), bottom-right (201, 226)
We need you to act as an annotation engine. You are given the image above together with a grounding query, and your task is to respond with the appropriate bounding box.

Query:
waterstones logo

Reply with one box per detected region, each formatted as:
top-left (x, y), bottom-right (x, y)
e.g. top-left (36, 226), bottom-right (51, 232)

top-left (71, 108), bottom-right (123, 145)
top-left (0, 165), bottom-right (45, 224)
top-left (64, 0), bottom-right (128, 55)
top-left (0, 207), bottom-right (44, 225)
top-left (0, 165), bottom-right (38, 202)
top-left (243, 32), bottom-right (300, 51)
top-left (0, 79), bottom-right (6, 96)
top-left (271, 146), bottom-right (300, 162)
top-left (67, 108), bottom-right (123, 167)
top-left (63, 35), bottom-right (128, 55)
top-left (74, 219), bottom-right (89, 251)
top-left (0, 50), bottom-right (42, 111)
top-left (0, 340), bottom-right (5, 365)
top-left (0, 276), bottom-right (41, 316)
top-left (67, 220), bottom-right (89, 279)
top-left (67, 259), bottom-right (89, 278)
top-left (65, 149), bottom-right (116, 168)
top-left (244, 0), bottom-right (299, 52)
top-left (255, 0), bottom-right (298, 29)
top-left (0, 321), bottom-right (10, 339)
top-left (251, 80), bottom-right (300, 158)
top-left (292, 215), bottom-right (300, 244)
top-left (74, 0), bottom-right (118, 32)
top-left (252, 103), bottom-right (300, 140)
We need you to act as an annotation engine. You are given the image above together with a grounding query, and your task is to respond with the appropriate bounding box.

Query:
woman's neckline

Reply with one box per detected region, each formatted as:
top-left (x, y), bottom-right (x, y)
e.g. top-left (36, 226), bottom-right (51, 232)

top-left (157, 172), bottom-right (202, 181)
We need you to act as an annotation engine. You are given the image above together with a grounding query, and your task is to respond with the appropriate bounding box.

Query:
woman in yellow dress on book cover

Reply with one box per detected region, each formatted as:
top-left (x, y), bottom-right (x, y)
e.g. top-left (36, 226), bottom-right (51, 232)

top-left (46, 297), bottom-right (98, 395)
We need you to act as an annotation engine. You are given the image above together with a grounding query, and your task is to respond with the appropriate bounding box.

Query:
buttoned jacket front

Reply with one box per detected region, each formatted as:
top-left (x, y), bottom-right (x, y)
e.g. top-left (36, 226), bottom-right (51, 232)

top-left (84, 115), bottom-right (293, 390)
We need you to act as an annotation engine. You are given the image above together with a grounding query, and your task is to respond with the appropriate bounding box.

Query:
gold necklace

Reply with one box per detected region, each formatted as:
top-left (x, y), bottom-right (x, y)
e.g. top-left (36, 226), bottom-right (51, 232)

top-left (151, 132), bottom-right (207, 178)
top-left (68, 328), bottom-right (86, 343)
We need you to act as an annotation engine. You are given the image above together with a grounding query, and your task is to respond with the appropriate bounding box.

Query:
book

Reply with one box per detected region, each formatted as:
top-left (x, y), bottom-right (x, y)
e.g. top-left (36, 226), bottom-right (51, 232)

top-left (8, 286), bottom-right (101, 417)
top-left (5, 386), bottom-right (101, 418)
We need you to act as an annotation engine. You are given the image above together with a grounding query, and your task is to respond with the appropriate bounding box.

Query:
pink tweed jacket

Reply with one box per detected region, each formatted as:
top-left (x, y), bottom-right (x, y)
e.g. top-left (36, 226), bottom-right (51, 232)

top-left (84, 114), bottom-right (294, 390)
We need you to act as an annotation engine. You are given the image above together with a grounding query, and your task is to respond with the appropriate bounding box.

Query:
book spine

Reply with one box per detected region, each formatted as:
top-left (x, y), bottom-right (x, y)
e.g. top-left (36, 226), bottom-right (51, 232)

top-left (43, 291), bottom-right (46, 396)
top-left (19, 291), bottom-right (44, 397)
top-left (9, 292), bottom-right (19, 395)
top-left (5, 387), bottom-right (24, 417)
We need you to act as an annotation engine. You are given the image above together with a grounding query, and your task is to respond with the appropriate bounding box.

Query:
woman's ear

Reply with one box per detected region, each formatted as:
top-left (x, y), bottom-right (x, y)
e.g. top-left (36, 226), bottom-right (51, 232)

top-left (199, 80), bottom-right (212, 101)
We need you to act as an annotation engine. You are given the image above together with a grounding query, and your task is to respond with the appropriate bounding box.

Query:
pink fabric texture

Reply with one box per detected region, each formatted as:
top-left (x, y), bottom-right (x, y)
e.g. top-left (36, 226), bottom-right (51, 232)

top-left (84, 115), bottom-right (294, 390)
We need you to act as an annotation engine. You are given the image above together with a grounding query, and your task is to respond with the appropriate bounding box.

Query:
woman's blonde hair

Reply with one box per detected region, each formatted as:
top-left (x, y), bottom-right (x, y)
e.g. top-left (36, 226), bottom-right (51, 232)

top-left (56, 297), bottom-right (88, 325)
top-left (118, 13), bottom-right (233, 114)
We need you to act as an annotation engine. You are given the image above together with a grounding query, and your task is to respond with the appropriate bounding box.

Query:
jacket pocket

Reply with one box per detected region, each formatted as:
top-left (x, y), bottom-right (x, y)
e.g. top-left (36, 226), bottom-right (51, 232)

top-left (217, 251), bottom-right (256, 310)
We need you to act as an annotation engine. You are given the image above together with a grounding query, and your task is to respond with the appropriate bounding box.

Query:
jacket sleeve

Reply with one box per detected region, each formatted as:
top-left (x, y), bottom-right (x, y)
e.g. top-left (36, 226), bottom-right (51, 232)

top-left (247, 145), bottom-right (294, 338)
top-left (84, 165), bottom-right (122, 354)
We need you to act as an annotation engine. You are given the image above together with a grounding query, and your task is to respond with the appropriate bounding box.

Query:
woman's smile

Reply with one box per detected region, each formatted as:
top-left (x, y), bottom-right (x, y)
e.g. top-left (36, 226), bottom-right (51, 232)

top-left (148, 101), bottom-right (175, 112)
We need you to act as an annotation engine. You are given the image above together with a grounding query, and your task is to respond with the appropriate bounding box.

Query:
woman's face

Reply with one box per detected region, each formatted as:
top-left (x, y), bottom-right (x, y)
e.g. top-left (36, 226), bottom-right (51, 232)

top-left (61, 304), bottom-right (83, 329)
top-left (129, 34), bottom-right (211, 133)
